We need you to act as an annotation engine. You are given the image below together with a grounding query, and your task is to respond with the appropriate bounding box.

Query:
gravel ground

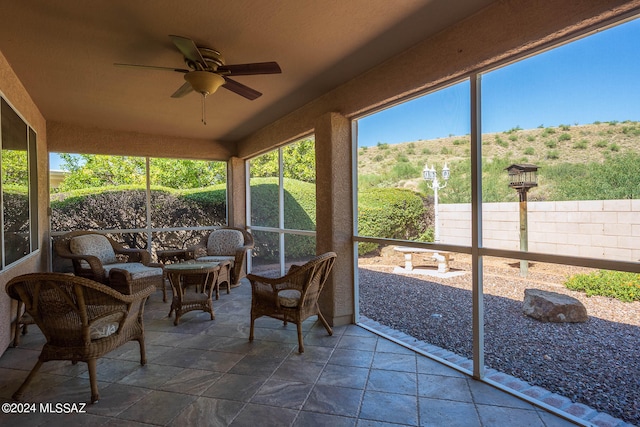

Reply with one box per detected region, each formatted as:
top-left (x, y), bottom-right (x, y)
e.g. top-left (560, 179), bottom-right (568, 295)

top-left (358, 253), bottom-right (640, 425)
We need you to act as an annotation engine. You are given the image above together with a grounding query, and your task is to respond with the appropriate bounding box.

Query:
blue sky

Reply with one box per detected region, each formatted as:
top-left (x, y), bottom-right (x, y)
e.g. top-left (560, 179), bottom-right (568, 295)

top-left (357, 16), bottom-right (640, 147)
top-left (51, 17), bottom-right (639, 168)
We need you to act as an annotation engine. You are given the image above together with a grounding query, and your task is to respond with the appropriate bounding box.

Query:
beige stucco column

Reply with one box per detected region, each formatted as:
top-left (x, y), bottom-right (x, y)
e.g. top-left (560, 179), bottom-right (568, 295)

top-left (315, 112), bottom-right (354, 326)
top-left (227, 156), bottom-right (247, 228)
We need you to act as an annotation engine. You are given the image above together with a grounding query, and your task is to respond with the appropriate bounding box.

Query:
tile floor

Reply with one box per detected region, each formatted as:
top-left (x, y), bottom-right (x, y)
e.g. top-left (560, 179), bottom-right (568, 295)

top-left (0, 281), bottom-right (582, 426)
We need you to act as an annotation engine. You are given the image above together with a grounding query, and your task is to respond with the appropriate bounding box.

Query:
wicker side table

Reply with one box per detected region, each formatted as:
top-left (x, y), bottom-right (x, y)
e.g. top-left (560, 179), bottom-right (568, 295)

top-left (157, 249), bottom-right (194, 302)
top-left (165, 261), bottom-right (230, 325)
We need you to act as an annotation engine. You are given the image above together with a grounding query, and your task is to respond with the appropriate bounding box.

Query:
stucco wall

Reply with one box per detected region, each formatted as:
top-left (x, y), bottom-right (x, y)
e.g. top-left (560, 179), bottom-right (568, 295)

top-left (0, 50), bottom-right (48, 354)
top-left (440, 200), bottom-right (640, 262)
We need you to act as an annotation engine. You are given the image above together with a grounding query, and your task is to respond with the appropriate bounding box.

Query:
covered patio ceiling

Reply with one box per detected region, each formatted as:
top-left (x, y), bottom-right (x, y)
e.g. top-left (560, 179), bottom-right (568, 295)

top-left (0, 0), bottom-right (495, 143)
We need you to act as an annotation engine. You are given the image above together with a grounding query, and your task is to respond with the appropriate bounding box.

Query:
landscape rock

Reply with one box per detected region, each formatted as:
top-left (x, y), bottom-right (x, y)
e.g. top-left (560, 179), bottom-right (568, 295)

top-left (522, 289), bottom-right (588, 323)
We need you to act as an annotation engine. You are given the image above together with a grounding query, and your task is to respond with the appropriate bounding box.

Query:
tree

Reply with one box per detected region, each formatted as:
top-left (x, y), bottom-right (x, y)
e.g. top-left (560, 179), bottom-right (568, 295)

top-left (1, 149), bottom-right (28, 185)
top-left (58, 154), bottom-right (145, 191)
top-left (150, 158), bottom-right (226, 188)
top-left (249, 138), bottom-right (316, 183)
top-left (57, 154), bottom-right (227, 191)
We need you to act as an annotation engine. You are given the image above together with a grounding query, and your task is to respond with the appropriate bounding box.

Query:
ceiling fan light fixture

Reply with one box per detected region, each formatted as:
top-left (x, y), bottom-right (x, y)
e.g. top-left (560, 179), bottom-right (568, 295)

top-left (184, 71), bottom-right (225, 96)
top-left (183, 71), bottom-right (225, 125)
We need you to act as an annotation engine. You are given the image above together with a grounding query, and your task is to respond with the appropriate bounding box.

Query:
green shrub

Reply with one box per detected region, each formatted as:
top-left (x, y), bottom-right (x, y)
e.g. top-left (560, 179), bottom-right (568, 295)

top-left (396, 153), bottom-right (409, 162)
top-left (558, 133), bottom-right (571, 142)
top-left (495, 136), bottom-right (508, 148)
top-left (545, 140), bottom-right (557, 148)
top-left (545, 152), bottom-right (640, 200)
top-left (541, 127), bottom-right (556, 136)
top-left (377, 142), bottom-right (389, 149)
top-left (249, 178), bottom-right (316, 261)
top-left (595, 140), bottom-right (608, 148)
top-left (524, 147), bottom-right (535, 155)
top-left (559, 124), bottom-right (571, 131)
top-left (622, 126), bottom-right (640, 136)
top-left (610, 143), bottom-right (620, 152)
top-left (391, 161), bottom-right (419, 180)
top-left (51, 185), bottom-right (227, 250)
top-left (358, 188), bottom-right (428, 255)
top-left (565, 270), bottom-right (640, 302)
top-left (508, 134), bottom-right (518, 142)
top-left (572, 140), bottom-right (588, 149)
top-left (546, 150), bottom-right (559, 159)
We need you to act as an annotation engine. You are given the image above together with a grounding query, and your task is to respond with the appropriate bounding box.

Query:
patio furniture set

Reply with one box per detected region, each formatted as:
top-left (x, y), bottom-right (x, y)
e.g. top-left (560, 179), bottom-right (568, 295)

top-left (5, 226), bottom-right (337, 403)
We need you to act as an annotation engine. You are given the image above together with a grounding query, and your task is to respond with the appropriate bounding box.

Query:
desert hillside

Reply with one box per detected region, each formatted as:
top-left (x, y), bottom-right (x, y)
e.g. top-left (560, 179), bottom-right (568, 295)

top-left (358, 121), bottom-right (639, 176)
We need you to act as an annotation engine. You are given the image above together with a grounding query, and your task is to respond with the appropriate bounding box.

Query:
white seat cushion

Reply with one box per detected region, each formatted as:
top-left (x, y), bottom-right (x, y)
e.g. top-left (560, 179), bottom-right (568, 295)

top-left (278, 289), bottom-right (301, 308)
top-left (89, 312), bottom-right (122, 340)
top-left (70, 234), bottom-right (117, 267)
top-left (103, 263), bottom-right (162, 280)
top-left (196, 255), bottom-right (235, 266)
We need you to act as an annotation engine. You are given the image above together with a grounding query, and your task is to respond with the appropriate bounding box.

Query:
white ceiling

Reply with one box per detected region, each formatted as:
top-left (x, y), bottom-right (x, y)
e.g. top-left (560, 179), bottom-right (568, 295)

top-left (0, 0), bottom-right (495, 142)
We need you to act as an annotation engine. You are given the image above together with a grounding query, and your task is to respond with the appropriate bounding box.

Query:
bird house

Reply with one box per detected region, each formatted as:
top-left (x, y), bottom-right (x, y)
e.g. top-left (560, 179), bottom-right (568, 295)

top-left (505, 164), bottom-right (538, 190)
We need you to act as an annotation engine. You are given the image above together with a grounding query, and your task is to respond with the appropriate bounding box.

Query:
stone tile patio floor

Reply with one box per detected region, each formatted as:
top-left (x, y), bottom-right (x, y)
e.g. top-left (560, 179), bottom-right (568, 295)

top-left (0, 281), bottom-right (631, 426)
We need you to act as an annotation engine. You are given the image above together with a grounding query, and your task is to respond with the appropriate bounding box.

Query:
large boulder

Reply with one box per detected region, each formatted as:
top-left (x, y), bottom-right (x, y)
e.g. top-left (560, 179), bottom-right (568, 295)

top-left (522, 289), bottom-right (588, 323)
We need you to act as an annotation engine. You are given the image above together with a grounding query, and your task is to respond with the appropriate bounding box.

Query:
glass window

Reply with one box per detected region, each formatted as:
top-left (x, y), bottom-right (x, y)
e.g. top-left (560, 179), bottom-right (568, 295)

top-left (248, 137), bottom-right (317, 275)
top-left (354, 81), bottom-right (473, 371)
top-left (1, 97), bottom-right (37, 267)
top-left (49, 152), bottom-right (227, 260)
top-left (149, 157), bottom-right (226, 251)
top-left (356, 81), bottom-right (471, 246)
top-left (480, 19), bottom-right (640, 263)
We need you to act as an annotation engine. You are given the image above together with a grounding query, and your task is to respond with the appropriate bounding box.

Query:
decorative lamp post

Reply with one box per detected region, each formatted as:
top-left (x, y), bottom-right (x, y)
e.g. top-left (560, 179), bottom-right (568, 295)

top-left (505, 164), bottom-right (539, 277)
top-left (422, 162), bottom-right (450, 243)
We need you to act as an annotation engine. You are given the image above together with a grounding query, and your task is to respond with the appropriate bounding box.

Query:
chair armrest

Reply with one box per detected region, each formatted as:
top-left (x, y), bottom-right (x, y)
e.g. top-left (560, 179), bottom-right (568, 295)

top-left (64, 253), bottom-right (104, 268)
top-left (190, 243), bottom-right (208, 258)
top-left (114, 247), bottom-right (151, 265)
top-left (247, 265), bottom-right (308, 293)
top-left (62, 253), bottom-right (106, 281)
top-left (84, 276), bottom-right (156, 302)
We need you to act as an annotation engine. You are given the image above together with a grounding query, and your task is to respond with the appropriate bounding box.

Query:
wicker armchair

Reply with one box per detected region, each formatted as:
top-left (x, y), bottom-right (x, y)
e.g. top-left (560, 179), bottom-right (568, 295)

top-left (190, 226), bottom-right (254, 287)
top-left (6, 273), bottom-right (155, 403)
top-left (248, 252), bottom-right (337, 353)
top-left (54, 230), bottom-right (166, 301)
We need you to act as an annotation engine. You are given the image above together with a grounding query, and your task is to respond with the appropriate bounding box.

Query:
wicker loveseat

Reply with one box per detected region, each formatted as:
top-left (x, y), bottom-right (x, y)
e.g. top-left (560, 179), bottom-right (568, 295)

top-left (6, 273), bottom-right (155, 403)
top-left (54, 230), bottom-right (166, 300)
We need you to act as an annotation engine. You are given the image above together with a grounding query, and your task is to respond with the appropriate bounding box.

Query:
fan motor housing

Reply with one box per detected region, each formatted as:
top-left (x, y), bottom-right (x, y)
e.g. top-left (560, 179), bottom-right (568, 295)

top-left (185, 47), bottom-right (225, 71)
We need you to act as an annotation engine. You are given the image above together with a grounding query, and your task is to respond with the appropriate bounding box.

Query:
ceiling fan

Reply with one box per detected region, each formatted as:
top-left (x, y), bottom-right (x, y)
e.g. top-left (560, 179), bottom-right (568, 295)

top-left (115, 35), bottom-right (282, 124)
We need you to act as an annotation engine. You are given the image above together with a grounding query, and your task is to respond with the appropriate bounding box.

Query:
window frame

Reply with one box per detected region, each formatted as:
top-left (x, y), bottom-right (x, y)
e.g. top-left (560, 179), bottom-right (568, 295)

top-left (0, 95), bottom-right (39, 269)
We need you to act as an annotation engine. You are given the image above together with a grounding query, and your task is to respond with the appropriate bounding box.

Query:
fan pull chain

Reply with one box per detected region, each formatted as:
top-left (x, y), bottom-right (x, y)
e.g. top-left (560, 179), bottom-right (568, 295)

top-left (201, 94), bottom-right (207, 125)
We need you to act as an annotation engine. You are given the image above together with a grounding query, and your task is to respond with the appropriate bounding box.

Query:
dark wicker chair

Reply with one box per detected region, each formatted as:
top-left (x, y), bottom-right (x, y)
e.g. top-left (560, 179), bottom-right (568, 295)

top-left (6, 273), bottom-right (155, 403)
top-left (54, 230), bottom-right (166, 301)
top-left (189, 226), bottom-right (254, 287)
top-left (247, 252), bottom-right (337, 353)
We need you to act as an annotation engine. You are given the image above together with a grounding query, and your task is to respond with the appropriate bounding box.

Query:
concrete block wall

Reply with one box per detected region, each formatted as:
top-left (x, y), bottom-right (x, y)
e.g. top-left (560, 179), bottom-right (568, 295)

top-left (439, 199), bottom-right (640, 262)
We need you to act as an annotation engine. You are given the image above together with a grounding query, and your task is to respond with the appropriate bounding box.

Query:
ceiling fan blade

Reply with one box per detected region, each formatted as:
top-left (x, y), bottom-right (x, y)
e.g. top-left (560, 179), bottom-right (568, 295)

top-left (169, 35), bottom-right (206, 66)
top-left (114, 63), bottom-right (190, 73)
top-left (171, 81), bottom-right (194, 98)
top-left (218, 62), bottom-right (282, 76)
top-left (222, 77), bottom-right (262, 100)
